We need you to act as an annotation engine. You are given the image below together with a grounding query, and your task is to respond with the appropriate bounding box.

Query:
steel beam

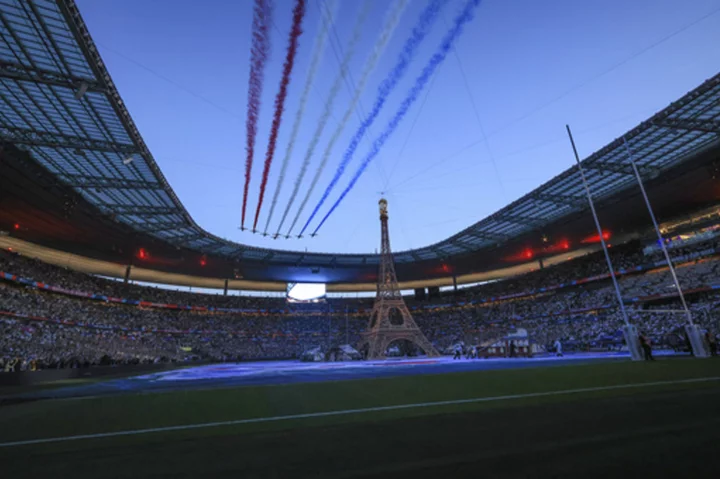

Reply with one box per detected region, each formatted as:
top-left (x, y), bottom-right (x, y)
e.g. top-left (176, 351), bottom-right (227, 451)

top-left (139, 222), bottom-right (184, 234)
top-left (429, 247), bottom-right (446, 260)
top-left (449, 241), bottom-right (476, 253)
top-left (463, 230), bottom-right (509, 241)
top-left (0, 126), bottom-right (138, 154)
top-left (105, 205), bottom-right (179, 215)
top-left (201, 242), bottom-right (233, 254)
top-left (230, 250), bottom-right (247, 261)
top-left (0, 60), bottom-right (105, 94)
top-left (653, 118), bottom-right (720, 135)
top-left (583, 161), bottom-right (660, 177)
top-left (60, 174), bottom-right (162, 190)
top-left (498, 214), bottom-right (544, 227)
top-left (531, 192), bottom-right (585, 207)
top-left (169, 233), bottom-right (205, 245)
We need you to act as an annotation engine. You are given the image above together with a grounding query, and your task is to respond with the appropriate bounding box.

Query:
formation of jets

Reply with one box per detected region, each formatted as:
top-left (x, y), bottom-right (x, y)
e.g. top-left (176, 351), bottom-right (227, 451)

top-left (238, 227), bottom-right (316, 239)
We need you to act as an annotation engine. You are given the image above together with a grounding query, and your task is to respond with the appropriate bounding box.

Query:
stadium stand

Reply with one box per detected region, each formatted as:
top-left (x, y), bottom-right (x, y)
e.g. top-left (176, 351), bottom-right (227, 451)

top-left (2, 233), bottom-right (719, 371)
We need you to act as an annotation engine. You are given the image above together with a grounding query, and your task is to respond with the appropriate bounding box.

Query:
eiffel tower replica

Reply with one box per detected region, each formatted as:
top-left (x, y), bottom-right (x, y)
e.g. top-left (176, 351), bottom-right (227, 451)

top-left (361, 199), bottom-right (440, 359)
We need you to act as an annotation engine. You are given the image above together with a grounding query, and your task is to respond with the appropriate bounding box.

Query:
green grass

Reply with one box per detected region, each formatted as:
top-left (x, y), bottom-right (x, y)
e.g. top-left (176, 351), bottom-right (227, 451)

top-left (0, 363), bottom-right (208, 396)
top-left (2, 358), bottom-right (720, 479)
top-left (0, 377), bottom-right (100, 395)
top-left (0, 357), bottom-right (718, 445)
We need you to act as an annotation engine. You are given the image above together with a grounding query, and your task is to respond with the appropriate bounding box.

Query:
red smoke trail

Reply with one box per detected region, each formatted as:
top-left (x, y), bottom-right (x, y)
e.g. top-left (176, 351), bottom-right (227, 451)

top-left (241, 0), bottom-right (272, 230)
top-left (252, 0), bottom-right (306, 231)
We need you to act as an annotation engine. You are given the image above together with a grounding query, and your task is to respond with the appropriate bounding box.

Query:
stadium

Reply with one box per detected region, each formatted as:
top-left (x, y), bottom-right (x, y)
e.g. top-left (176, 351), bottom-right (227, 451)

top-left (1, 0), bottom-right (720, 477)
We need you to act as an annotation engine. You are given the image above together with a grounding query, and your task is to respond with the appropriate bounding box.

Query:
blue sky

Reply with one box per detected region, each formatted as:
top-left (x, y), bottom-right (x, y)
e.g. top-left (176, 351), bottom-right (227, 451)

top-left (76, 0), bottom-right (720, 254)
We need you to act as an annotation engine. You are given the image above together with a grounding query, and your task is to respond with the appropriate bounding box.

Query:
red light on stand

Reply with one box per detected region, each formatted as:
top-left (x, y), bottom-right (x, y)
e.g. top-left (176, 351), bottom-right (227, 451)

top-left (137, 248), bottom-right (148, 260)
top-left (504, 248), bottom-right (535, 262)
top-left (200, 256), bottom-right (207, 267)
top-left (544, 239), bottom-right (571, 253)
top-left (581, 231), bottom-right (611, 244)
top-left (13, 223), bottom-right (20, 230)
top-left (433, 263), bottom-right (452, 274)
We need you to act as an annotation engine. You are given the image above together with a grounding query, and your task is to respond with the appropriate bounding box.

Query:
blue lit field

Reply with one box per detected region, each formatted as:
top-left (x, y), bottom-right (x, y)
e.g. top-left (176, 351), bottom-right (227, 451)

top-left (3, 351), bottom-right (679, 401)
top-left (1, 353), bottom-right (719, 478)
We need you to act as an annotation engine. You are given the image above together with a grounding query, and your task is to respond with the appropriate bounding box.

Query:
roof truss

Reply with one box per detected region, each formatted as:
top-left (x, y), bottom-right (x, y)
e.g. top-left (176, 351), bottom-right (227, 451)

top-left (653, 118), bottom-right (720, 135)
top-left (60, 174), bottom-right (162, 190)
top-left (0, 60), bottom-right (105, 94)
top-left (0, 126), bottom-right (138, 155)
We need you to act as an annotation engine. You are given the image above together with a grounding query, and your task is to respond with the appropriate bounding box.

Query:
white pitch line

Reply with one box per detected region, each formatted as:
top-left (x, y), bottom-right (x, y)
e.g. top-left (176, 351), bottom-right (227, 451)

top-left (1, 376), bottom-right (718, 448)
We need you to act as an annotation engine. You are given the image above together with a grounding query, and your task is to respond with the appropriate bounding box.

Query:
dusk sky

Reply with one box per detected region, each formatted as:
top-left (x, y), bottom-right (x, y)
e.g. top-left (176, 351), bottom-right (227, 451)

top-left (76, 0), bottom-right (720, 254)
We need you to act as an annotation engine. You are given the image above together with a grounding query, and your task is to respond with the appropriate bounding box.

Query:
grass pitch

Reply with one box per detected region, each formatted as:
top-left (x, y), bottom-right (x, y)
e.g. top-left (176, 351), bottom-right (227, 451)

top-left (1, 357), bottom-right (719, 478)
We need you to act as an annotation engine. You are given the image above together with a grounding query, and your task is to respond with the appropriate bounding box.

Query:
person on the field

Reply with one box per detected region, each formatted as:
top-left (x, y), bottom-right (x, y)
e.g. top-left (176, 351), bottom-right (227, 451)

top-left (639, 332), bottom-right (654, 361)
top-left (554, 339), bottom-right (563, 357)
top-left (509, 340), bottom-right (517, 358)
top-left (705, 331), bottom-right (717, 357)
top-left (453, 344), bottom-right (462, 360)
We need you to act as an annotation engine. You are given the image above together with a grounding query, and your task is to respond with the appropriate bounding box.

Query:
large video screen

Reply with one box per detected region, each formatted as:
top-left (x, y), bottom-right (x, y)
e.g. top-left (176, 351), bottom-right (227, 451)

top-left (286, 283), bottom-right (327, 303)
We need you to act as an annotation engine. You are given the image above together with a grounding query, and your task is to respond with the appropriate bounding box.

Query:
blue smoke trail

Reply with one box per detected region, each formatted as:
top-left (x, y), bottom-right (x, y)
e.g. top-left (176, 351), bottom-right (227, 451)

top-left (298, 0), bottom-right (448, 236)
top-left (311, 0), bottom-right (482, 234)
top-left (277, 0), bottom-right (376, 238)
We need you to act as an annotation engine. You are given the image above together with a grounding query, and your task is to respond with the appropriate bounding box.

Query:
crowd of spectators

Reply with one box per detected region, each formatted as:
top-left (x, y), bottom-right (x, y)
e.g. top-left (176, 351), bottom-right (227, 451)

top-left (0, 283), bottom-right (367, 371)
top-left (0, 243), bottom-right (656, 313)
top-left (1, 237), bottom-right (720, 372)
top-left (0, 250), bottom-right (288, 310)
top-left (441, 241), bottom-right (646, 305)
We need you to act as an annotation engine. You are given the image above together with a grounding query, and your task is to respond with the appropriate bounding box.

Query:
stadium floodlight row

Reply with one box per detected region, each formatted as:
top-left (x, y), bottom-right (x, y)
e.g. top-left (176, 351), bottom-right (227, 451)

top-left (0, 0), bottom-right (719, 283)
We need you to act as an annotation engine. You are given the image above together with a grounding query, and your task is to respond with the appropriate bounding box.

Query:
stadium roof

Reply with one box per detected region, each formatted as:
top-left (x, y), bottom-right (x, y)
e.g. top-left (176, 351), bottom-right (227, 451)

top-left (1, 0), bottom-right (720, 269)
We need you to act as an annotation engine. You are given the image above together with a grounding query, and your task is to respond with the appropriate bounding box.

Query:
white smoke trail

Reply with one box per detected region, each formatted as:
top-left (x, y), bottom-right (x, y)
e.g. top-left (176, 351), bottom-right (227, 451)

top-left (262, 0), bottom-right (336, 235)
top-left (280, 0), bottom-right (409, 237)
top-left (312, 0), bottom-right (482, 234)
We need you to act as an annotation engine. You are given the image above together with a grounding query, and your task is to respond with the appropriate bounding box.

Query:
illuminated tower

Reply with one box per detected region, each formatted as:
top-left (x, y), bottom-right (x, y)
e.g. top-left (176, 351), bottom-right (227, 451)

top-left (360, 199), bottom-right (439, 359)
